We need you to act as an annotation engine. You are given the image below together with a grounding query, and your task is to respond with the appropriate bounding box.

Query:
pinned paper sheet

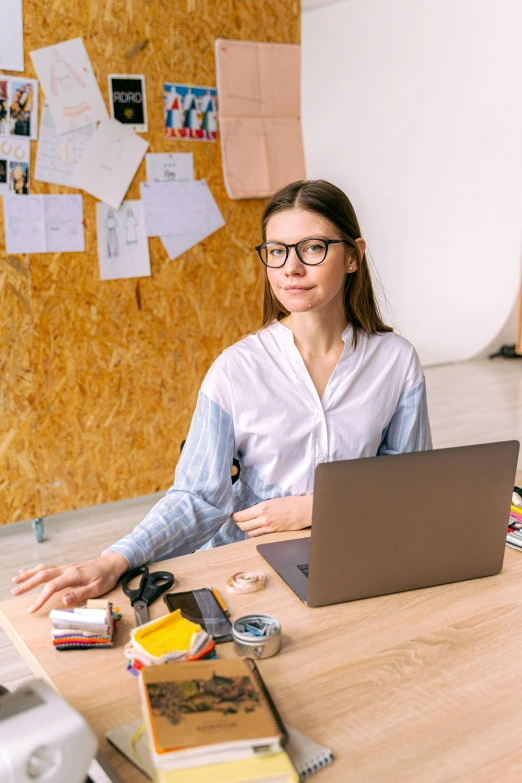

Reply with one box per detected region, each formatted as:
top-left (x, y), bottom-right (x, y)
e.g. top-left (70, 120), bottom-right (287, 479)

top-left (0, 77), bottom-right (39, 140)
top-left (109, 74), bottom-right (148, 133)
top-left (140, 180), bottom-right (209, 237)
top-left (3, 194), bottom-right (85, 254)
top-left (215, 39), bottom-right (306, 199)
top-left (141, 161), bottom-right (224, 261)
top-left (35, 102), bottom-right (96, 188)
top-left (30, 38), bottom-right (108, 134)
top-left (72, 119), bottom-right (149, 209)
top-left (164, 83), bottom-right (217, 142)
top-left (160, 180), bottom-right (225, 261)
top-left (0, 0), bottom-right (24, 71)
top-left (0, 137), bottom-right (30, 195)
top-left (145, 152), bottom-right (194, 183)
top-left (96, 200), bottom-right (151, 281)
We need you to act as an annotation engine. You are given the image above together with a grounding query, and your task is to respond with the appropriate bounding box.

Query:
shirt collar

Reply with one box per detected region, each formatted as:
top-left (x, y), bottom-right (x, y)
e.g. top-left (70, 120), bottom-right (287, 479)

top-left (269, 319), bottom-right (354, 349)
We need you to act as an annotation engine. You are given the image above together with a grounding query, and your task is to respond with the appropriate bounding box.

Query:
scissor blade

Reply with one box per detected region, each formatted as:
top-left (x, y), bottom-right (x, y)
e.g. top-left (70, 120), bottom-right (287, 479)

top-left (133, 599), bottom-right (150, 626)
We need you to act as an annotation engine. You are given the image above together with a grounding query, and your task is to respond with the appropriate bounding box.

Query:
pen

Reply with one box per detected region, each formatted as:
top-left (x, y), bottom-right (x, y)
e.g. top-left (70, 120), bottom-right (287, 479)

top-left (209, 586), bottom-right (231, 618)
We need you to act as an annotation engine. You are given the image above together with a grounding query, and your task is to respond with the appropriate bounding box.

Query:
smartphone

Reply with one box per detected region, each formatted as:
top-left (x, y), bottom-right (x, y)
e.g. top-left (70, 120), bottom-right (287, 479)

top-left (163, 588), bottom-right (233, 643)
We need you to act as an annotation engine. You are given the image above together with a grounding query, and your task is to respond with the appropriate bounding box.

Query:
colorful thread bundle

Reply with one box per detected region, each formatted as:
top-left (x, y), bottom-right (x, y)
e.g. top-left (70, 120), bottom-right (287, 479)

top-left (50, 599), bottom-right (120, 650)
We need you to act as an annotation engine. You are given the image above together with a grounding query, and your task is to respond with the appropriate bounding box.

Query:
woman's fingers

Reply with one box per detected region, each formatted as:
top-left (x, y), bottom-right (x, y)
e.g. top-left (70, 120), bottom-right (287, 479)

top-left (244, 526), bottom-right (273, 538)
top-left (235, 516), bottom-right (274, 536)
top-left (232, 502), bottom-right (266, 524)
top-left (60, 579), bottom-right (106, 609)
top-left (232, 509), bottom-right (256, 524)
top-left (235, 515), bottom-right (268, 532)
top-left (13, 555), bottom-right (125, 614)
top-left (27, 569), bottom-right (88, 613)
top-left (11, 565), bottom-right (68, 596)
top-left (12, 564), bottom-right (58, 584)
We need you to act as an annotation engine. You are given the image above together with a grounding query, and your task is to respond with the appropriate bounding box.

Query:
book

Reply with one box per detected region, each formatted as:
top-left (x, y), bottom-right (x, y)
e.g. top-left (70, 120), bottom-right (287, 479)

top-left (156, 752), bottom-right (298, 782)
top-left (106, 721), bottom-right (331, 781)
top-left (138, 658), bottom-right (287, 771)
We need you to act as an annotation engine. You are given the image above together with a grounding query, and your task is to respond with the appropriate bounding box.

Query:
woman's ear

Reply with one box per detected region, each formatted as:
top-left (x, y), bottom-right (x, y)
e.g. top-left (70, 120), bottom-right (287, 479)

top-left (346, 238), bottom-right (366, 273)
top-left (355, 237), bottom-right (367, 259)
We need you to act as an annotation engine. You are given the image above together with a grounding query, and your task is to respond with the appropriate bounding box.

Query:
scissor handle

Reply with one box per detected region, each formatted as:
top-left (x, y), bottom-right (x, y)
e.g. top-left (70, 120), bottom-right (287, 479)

top-left (121, 565), bottom-right (149, 604)
top-left (140, 570), bottom-right (175, 606)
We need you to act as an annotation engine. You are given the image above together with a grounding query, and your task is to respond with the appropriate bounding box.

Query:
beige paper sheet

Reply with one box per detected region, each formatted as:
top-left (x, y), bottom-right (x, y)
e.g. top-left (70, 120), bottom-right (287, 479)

top-left (215, 39), bottom-right (306, 199)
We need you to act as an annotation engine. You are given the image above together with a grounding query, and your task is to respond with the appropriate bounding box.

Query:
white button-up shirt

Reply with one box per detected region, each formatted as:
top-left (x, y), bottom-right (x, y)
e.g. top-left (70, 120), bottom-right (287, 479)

top-left (108, 321), bottom-right (432, 567)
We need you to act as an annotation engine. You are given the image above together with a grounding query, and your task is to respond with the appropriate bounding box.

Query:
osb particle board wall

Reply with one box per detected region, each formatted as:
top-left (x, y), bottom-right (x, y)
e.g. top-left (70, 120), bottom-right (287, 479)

top-left (0, 0), bottom-right (300, 524)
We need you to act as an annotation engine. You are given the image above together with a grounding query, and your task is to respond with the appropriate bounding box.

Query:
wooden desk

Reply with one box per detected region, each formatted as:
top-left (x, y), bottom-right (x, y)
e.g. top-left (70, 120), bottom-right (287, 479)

top-left (2, 528), bottom-right (522, 783)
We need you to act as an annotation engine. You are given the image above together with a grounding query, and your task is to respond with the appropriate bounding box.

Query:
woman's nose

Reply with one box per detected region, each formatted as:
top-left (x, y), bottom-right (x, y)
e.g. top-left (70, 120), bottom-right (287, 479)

top-left (284, 247), bottom-right (304, 273)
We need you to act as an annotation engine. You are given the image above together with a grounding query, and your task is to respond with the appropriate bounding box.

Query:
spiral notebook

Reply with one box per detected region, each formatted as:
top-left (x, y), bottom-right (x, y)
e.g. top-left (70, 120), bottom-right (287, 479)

top-left (285, 725), bottom-right (333, 779)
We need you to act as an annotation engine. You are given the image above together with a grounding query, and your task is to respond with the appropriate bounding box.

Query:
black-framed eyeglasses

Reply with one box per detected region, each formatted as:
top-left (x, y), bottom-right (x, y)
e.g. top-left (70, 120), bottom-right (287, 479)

top-left (255, 238), bottom-right (349, 268)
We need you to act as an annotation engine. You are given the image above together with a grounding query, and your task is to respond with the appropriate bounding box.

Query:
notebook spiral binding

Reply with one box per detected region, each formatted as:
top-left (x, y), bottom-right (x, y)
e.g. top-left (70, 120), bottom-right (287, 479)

top-left (300, 751), bottom-right (333, 778)
top-left (244, 657), bottom-right (289, 744)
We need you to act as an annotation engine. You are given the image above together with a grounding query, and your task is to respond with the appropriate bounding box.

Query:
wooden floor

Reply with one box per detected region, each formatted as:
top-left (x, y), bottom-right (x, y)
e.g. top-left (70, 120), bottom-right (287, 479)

top-left (1, 357), bottom-right (521, 691)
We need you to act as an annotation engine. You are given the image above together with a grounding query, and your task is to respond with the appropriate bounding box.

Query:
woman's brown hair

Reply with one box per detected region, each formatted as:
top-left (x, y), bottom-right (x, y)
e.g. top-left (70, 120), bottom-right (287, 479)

top-left (260, 179), bottom-right (392, 349)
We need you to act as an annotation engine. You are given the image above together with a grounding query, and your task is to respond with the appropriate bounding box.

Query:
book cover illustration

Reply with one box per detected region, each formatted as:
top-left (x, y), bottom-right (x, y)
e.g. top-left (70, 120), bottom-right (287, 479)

top-left (147, 672), bottom-right (260, 726)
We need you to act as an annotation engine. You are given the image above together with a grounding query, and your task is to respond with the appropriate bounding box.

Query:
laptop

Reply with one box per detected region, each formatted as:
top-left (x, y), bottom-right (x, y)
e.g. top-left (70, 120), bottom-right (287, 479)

top-left (256, 441), bottom-right (520, 608)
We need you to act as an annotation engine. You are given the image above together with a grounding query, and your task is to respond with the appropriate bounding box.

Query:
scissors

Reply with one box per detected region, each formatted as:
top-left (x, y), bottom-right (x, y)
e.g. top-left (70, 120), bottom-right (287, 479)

top-left (122, 565), bottom-right (175, 626)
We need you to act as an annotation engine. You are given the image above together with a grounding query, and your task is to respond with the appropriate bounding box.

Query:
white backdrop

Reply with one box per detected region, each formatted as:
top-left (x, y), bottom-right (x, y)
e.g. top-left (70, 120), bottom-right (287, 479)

top-left (302, 0), bottom-right (522, 365)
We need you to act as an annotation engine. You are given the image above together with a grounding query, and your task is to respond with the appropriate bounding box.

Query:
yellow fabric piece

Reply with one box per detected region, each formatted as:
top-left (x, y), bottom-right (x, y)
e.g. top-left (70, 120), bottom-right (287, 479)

top-left (132, 609), bottom-right (201, 658)
top-left (156, 751), bottom-right (298, 783)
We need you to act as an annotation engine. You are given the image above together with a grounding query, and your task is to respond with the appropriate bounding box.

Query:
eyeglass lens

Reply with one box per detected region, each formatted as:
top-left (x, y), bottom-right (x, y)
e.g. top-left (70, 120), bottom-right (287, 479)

top-left (260, 239), bottom-right (328, 267)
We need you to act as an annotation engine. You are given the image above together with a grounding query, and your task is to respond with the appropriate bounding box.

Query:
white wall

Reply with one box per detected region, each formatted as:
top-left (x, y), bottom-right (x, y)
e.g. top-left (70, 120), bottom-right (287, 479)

top-left (474, 294), bottom-right (520, 358)
top-left (302, 0), bottom-right (522, 365)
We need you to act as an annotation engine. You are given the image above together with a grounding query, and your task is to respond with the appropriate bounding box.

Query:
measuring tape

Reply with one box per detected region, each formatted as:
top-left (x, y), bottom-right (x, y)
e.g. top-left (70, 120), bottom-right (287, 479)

top-left (226, 570), bottom-right (266, 594)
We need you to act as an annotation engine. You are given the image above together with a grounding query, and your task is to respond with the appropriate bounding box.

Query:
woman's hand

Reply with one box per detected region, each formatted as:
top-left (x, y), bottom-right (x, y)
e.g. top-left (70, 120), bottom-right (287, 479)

top-left (10, 551), bottom-right (129, 613)
top-left (232, 495), bottom-right (313, 538)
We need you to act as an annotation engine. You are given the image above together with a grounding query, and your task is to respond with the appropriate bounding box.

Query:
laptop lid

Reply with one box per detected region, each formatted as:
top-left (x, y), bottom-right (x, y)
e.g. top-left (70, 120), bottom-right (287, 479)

top-left (305, 441), bottom-right (519, 607)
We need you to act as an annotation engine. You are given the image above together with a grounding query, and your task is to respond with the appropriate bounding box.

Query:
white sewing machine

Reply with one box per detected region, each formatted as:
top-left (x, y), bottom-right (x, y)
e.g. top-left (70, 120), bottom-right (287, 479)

top-left (0, 678), bottom-right (98, 783)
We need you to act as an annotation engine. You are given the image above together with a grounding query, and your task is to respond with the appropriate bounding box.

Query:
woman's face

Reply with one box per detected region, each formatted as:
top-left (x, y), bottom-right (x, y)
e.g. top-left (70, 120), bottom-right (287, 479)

top-left (264, 208), bottom-right (363, 316)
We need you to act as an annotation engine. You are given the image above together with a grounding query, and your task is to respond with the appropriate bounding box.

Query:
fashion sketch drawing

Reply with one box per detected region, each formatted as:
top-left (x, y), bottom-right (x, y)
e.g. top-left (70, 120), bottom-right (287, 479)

top-left (105, 208), bottom-right (119, 258)
top-left (125, 207), bottom-right (138, 244)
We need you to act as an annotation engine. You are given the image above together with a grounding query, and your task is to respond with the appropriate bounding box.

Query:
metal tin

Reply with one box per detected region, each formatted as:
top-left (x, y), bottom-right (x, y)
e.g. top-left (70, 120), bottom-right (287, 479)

top-left (232, 613), bottom-right (281, 659)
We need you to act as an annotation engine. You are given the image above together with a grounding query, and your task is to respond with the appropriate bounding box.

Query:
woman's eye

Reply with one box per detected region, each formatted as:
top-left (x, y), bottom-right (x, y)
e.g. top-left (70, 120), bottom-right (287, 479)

top-left (269, 248), bottom-right (283, 256)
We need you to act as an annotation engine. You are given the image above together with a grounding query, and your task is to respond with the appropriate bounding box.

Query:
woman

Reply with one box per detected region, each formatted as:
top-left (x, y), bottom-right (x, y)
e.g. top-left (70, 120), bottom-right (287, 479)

top-left (12, 180), bottom-right (431, 613)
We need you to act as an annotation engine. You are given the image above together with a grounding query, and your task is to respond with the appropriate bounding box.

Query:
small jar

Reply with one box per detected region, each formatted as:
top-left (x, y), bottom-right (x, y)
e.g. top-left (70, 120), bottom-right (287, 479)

top-left (232, 614), bottom-right (282, 659)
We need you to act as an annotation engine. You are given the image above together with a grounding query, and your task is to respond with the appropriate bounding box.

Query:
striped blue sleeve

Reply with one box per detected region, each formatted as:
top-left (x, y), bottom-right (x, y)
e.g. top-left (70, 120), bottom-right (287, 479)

top-left (105, 390), bottom-right (235, 568)
top-left (377, 377), bottom-right (433, 455)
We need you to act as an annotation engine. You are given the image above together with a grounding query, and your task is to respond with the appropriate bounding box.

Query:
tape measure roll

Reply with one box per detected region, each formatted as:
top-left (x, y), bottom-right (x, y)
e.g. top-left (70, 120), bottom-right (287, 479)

top-left (226, 571), bottom-right (265, 594)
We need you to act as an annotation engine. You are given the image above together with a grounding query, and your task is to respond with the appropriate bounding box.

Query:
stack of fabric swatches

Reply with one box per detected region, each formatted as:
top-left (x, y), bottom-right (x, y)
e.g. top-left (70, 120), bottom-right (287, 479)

top-left (124, 608), bottom-right (216, 675)
top-left (50, 601), bottom-right (120, 650)
top-left (507, 488), bottom-right (522, 551)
